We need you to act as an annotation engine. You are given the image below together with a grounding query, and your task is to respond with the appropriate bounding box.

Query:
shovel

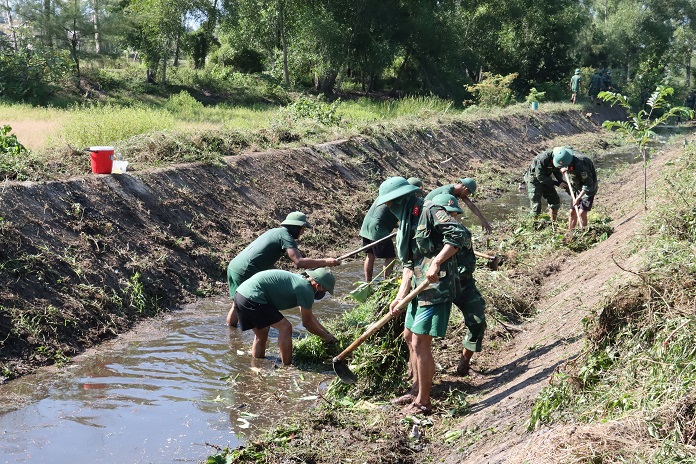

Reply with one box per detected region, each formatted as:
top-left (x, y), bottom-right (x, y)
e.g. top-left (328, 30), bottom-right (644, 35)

top-left (349, 259), bottom-right (397, 303)
top-left (337, 232), bottom-right (397, 261)
top-left (563, 171), bottom-right (585, 228)
top-left (333, 278), bottom-right (431, 384)
top-left (474, 250), bottom-right (503, 271)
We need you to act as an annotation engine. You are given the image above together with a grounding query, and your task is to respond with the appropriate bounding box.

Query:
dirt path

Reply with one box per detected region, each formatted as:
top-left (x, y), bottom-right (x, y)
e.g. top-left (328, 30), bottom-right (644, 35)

top-left (432, 143), bottom-right (678, 463)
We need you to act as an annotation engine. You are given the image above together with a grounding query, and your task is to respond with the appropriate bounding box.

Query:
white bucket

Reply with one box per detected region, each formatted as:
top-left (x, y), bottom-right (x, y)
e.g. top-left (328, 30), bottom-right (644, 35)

top-left (111, 160), bottom-right (129, 174)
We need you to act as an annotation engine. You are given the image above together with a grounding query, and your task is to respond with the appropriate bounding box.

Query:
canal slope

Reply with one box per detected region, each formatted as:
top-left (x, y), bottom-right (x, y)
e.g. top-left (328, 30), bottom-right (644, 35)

top-left (0, 106), bottom-right (622, 381)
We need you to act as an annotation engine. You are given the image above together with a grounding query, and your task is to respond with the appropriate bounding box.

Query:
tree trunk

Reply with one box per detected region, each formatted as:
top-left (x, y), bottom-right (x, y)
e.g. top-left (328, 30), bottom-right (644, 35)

top-left (147, 68), bottom-right (157, 83)
top-left (173, 31), bottom-right (180, 67)
top-left (279, 0), bottom-right (289, 86)
top-left (687, 51), bottom-right (692, 89)
top-left (43, 0), bottom-right (52, 46)
top-left (4, 0), bottom-right (17, 51)
top-left (92, 0), bottom-right (101, 53)
top-left (161, 57), bottom-right (167, 84)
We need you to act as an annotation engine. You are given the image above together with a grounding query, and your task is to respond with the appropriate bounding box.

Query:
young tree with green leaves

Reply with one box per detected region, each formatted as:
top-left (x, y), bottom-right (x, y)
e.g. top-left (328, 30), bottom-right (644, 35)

top-left (600, 86), bottom-right (693, 210)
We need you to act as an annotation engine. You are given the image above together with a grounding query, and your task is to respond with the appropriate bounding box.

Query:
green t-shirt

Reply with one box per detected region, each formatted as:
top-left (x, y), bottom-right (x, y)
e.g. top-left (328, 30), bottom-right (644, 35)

top-left (228, 227), bottom-right (297, 279)
top-left (571, 74), bottom-right (581, 92)
top-left (424, 185), bottom-right (455, 201)
top-left (236, 269), bottom-right (314, 310)
top-left (359, 199), bottom-right (398, 240)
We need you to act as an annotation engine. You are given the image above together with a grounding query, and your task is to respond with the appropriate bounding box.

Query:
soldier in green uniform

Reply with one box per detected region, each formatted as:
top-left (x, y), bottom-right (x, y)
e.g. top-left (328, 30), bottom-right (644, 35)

top-left (226, 211), bottom-right (340, 326)
top-left (377, 177), bottom-right (465, 415)
top-left (425, 177), bottom-right (492, 233)
top-left (588, 69), bottom-right (603, 105)
top-left (431, 194), bottom-right (487, 376)
top-left (552, 147), bottom-right (598, 230)
top-left (524, 148), bottom-right (565, 220)
top-left (570, 68), bottom-right (582, 104)
top-left (233, 268), bottom-right (338, 365)
top-left (360, 198), bottom-right (398, 282)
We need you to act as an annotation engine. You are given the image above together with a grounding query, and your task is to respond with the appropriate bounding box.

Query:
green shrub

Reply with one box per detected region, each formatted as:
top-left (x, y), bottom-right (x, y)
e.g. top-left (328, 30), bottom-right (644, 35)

top-left (0, 125), bottom-right (35, 180)
top-left (165, 91), bottom-right (205, 120)
top-left (466, 72), bottom-right (518, 107)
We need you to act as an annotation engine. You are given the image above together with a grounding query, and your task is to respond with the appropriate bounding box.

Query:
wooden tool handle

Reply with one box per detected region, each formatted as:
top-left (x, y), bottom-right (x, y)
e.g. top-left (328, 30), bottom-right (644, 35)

top-left (564, 171), bottom-right (585, 228)
top-left (333, 279), bottom-right (431, 362)
top-left (337, 232), bottom-right (397, 261)
top-left (474, 250), bottom-right (495, 260)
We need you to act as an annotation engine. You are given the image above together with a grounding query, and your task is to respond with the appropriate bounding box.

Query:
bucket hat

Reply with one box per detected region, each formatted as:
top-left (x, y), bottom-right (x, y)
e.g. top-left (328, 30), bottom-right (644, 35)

top-left (375, 177), bottom-right (420, 205)
top-left (281, 211), bottom-right (311, 228)
top-left (432, 193), bottom-right (463, 213)
top-left (552, 147), bottom-right (574, 167)
top-left (306, 268), bottom-right (336, 294)
top-left (458, 177), bottom-right (477, 195)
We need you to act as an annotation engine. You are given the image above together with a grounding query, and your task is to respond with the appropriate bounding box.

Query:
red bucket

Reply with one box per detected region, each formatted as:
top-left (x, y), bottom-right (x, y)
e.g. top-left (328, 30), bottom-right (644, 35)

top-left (88, 146), bottom-right (114, 174)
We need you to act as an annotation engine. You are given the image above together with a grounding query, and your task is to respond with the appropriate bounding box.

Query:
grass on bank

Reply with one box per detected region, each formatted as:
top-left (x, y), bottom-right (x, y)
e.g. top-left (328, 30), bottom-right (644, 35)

top-left (1, 62), bottom-right (591, 181)
top-left (527, 147), bottom-right (696, 462)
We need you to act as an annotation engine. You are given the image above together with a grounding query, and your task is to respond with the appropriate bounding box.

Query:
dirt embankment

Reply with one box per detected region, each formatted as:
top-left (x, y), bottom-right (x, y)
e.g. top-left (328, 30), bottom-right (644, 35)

top-left (0, 107), bottom-right (622, 381)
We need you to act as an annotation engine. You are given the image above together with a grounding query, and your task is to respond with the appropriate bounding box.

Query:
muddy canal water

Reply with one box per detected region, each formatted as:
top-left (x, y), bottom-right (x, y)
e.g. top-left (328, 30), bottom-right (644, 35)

top-left (0, 145), bottom-right (644, 463)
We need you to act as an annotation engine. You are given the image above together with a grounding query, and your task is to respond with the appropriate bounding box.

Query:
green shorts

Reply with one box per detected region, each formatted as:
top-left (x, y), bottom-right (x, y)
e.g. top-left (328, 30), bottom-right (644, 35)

top-left (404, 300), bottom-right (451, 338)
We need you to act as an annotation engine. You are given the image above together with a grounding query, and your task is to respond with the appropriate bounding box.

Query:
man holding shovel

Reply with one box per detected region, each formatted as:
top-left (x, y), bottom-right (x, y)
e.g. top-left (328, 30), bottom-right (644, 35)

top-left (377, 177), bottom-right (465, 415)
top-left (552, 147), bottom-right (598, 230)
top-left (425, 178), bottom-right (493, 233)
top-left (233, 268), bottom-right (338, 365)
top-left (359, 198), bottom-right (398, 282)
top-left (226, 211), bottom-right (340, 326)
top-left (431, 194), bottom-right (487, 376)
top-left (523, 148), bottom-right (565, 220)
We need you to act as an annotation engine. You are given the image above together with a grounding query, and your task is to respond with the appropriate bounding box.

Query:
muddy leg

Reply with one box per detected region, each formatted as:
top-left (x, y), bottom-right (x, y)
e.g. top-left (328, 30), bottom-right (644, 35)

top-left (410, 331), bottom-right (433, 408)
top-left (363, 253), bottom-right (376, 282)
top-left (272, 318), bottom-right (293, 365)
top-left (226, 302), bottom-right (239, 327)
top-left (457, 348), bottom-right (474, 376)
top-left (251, 326), bottom-right (270, 359)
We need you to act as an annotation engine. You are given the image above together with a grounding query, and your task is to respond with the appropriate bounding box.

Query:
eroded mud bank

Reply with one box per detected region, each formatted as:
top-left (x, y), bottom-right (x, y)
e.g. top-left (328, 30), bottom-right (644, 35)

top-left (0, 107), bottom-right (622, 380)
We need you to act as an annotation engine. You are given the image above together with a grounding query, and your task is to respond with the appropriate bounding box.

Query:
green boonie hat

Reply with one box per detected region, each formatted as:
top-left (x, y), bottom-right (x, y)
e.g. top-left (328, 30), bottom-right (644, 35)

top-left (281, 211), bottom-right (311, 228)
top-left (575, 68), bottom-right (581, 75)
top-left (458, 177), bottom-right (477, 195)
top-left (306, 268), bottom-right (335, 294)
top-left (432, 193), bottom-right (463, 213)
top-left (407, 177), bottom-right (423, 188)
top-left (552, 147), bottom-right (574, 167)
top-left (375, 177), bottom-right (420, 205)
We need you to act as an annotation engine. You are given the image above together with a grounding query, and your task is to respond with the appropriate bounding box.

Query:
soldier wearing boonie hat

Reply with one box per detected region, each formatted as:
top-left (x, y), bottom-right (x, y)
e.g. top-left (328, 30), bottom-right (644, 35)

top-left (425, 177), bottom-right (492, 233)
top-left (377, 177), bottom-right (465, 415)
top-left (431, 194), bottom-right (487, 377)
top-left (552, 147), bottom-right (598, 230)
top-left (233, 268), bottom-right (338, 365)
top-left (226, 211), bottom-right (340, 326)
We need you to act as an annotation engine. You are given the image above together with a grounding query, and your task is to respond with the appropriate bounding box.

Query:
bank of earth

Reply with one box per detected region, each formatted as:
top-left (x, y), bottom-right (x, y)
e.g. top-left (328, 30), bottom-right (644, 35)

top-left (0, 107), bottom-right (619, 381)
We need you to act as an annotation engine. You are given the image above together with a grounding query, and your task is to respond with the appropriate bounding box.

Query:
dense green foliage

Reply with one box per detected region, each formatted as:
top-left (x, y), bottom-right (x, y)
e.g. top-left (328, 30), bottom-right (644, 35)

top-left (2, 0), bottom-right (696, 106)
top-left (527, 147), bottom-right (696, 462)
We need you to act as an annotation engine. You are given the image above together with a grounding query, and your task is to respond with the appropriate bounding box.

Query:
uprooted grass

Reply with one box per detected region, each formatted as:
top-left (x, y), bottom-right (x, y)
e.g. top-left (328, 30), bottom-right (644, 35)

top-left (527, 147), bottom-right (696, 462)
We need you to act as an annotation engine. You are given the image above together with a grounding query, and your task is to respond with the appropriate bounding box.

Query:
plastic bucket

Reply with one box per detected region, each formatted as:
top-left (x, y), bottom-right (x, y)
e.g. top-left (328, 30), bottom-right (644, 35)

top-left (531, 101), bottom-right (539, 110)
top-left (111, 159), bottom-right (129, 174)
top-left (89, 146), bottom-right (114, 174)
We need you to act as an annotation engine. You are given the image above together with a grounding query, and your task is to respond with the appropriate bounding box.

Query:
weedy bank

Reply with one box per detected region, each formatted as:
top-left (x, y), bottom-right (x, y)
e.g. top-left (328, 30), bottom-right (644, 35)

top-left (528, 147), bottom-right (696, 462)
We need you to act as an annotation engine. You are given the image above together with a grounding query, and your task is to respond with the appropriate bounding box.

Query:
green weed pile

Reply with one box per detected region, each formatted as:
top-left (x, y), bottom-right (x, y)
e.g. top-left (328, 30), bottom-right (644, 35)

top-left (527, 148), bottom-right (696, 462)
top-left (293, 278), bottom-right (409, 400)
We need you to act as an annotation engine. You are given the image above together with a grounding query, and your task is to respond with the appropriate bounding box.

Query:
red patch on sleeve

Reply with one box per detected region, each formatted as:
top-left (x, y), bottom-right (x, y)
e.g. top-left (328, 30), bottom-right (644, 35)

top-left (412, 205), bottom-right (420, 216)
